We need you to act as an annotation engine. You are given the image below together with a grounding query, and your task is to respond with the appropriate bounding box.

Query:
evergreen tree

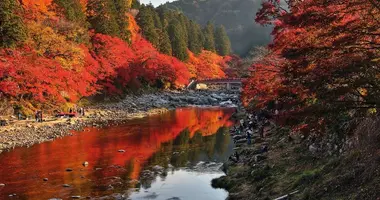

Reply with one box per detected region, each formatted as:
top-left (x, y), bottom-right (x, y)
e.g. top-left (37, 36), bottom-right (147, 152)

top-left (137, 5), bottom-right (159, 47)
top-left (178, 14), bottom-right (189, 46)
top-left (87, 0), bottom-right (121, 37)
top-left (114, 0), bottom-right (131, 42)
top-left (0, 0), bottom-right (27, 47)
top-left (215, 25), bottom-right (231, 56)
top-left (203, 21), bottom-right (216, 52)
top-left (187, 21), bottom-right (203, 55)
top-left (168, 19), bottom-right (188, 61)
top-left (131, 0), bottom-right (141, 9)
top-left (53, 0), bottom-right (86, 25)
top-left (158, 29), bottom-right (172, 55)
top-left (152, 9), bottom-right (162, 30)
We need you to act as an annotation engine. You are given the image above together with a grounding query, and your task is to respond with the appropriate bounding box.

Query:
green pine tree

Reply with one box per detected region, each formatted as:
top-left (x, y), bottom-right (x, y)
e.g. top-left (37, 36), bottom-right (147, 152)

top-left (187, 21), bottom-right (203, 55)
top-left (53, 0), bottom-right (87, 25)
top-left (178, 14), bottom-right (189, 46)
top-left (203, 21), bottom-right (216, 52)
top-left (158, 28), bottom-right (172, 55)
top-left (152, 9), bottom-right (162, 30)
top-left (215, 25), bottom-right (231, 56)
top-left (114, 0), bottom-right (131, 42)
top-left (131, 0), bottom-right (141, 9)
top-left (168, 19), bottom-right (188, 61)
top-left (0, 0), bottom-right (27, 48)
top-left (137, 5), bottom-right (159, 47)
top-left (87, 0), bottom-right (121, 37)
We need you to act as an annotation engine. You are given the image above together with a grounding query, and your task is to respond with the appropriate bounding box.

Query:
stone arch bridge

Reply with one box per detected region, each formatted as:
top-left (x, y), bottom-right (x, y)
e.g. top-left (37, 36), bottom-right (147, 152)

top-left (187, 78), bottom-right (244, 91)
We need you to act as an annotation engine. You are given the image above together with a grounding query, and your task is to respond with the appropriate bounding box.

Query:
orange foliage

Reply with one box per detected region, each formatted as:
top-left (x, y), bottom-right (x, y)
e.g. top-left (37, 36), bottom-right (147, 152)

top-left (127, 14), bottom-right (141, 43)
top-left (132, 37), bottom-right (191, 87)
top-left (187, 50), bottom-right (226, 80)
top-left (20, 0), bottom-right (55, 19)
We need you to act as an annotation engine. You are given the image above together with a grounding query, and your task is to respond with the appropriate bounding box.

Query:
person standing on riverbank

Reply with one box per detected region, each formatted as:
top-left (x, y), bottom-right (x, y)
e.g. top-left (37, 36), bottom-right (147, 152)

top-left (35, 111), bottom-right (39, 122)
top-left (18, 112), bottom-right (22, 120)
top-left (40, 111), bottom-right (43, 122)
top-left (247, 132), bottom-right (251, 144)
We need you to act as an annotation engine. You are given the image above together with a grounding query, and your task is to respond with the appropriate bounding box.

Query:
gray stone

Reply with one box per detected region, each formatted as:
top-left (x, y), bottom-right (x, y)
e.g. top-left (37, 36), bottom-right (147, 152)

top-left (43, 178), bottom-right (48, 181)
top-left (152, 165), bottom-right (164, 172)
top-left (63, 184), bottom-right (71, 187)
top-left (118, 149), bottom-right (125, 153)
top-left (0, 183), bottom-right (5, 187)
top-left (83, 161), bottom-right (89, 167)
top-left (308, 144), bottom-right (318, 154)
top-left (71, 196), bottom-right (81, 199)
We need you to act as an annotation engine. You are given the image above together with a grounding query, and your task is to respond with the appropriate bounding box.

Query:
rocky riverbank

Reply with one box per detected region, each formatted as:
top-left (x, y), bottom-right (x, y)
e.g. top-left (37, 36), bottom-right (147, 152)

top-left (0, 90), bottom-right (240, 153)
top-left (213, 111), bottom-right (380, 200)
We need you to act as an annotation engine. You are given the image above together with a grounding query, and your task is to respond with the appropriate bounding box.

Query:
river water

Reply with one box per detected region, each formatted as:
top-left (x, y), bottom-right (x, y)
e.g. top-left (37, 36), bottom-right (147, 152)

top-left (0, 107), bottom-right (235, 200)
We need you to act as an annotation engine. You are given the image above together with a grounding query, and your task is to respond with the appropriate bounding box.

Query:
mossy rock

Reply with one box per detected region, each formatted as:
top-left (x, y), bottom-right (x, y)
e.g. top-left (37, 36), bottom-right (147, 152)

top-left (212, 176), bottom-right (236, 190)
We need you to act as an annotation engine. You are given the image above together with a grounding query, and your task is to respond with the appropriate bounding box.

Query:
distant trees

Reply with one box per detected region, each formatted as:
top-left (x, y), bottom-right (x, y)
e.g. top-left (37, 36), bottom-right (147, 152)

top-left (203, 22), bottom-right (216, 52)
top-left (136, 5), bottom-right (159, 47)
top-left (53, 0), bottom-right (87, 25)
top-left (215, 25), bottom-right (231, 56)
top-left (188, 21), bottom-right (203, 55)
top-left (158, 28), bottom-right (172, 55)
top-left (87, 0), bottom-right (121, 37)
top-left (0, 0), bottom-right (27, 47)
top-left (0, 0), bottom-right (233, 110)
top-left (168, 19), bottom-right (188, 61)
top-left (136, 6), bottom-right (232, 60)
top-left (87, 0), bottom-right (131, 41)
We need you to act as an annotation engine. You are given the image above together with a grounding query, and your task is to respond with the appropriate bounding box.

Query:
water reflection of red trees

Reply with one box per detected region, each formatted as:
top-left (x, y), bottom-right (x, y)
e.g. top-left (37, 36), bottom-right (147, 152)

top-left (0, 108), bottom-right (235, 199)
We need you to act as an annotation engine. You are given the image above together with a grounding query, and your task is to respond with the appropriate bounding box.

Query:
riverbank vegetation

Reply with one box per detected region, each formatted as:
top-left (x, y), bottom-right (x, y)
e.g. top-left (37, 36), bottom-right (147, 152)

top-left (244, 0), bottom-right (379, 143)
top-left (216, 0), bottom-right (380, 199)
top-left (0, 0), bottom-right (235, 115)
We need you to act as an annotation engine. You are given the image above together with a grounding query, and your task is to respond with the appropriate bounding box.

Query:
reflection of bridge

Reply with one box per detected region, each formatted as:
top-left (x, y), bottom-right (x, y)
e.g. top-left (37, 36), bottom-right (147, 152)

top-left (187, 78), bottom-right (243, 91)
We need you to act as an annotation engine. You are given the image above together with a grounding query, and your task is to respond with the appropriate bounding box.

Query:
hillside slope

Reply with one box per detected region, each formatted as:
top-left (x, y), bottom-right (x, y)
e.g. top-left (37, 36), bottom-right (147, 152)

top-left (160, 0), bottom-right (273, 56)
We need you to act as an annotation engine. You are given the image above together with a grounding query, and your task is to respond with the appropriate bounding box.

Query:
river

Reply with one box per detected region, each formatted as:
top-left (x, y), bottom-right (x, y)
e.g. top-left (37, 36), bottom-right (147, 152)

top-left (0, 107), bottom-right (236, 200)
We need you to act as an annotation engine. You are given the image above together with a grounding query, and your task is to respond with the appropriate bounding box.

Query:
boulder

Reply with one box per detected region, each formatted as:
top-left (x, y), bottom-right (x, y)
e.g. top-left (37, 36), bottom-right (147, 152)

top-left (309, 144), bottom-right (318, 154)
top-left (219, 100), bottom-right (233, 107)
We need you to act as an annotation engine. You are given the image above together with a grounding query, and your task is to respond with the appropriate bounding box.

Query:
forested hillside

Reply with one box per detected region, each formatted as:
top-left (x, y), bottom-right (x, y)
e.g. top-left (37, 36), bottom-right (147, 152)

top-left (0, 0), bottom-right (233, 112)
top-left (160, 0), bottom-right (273, 56)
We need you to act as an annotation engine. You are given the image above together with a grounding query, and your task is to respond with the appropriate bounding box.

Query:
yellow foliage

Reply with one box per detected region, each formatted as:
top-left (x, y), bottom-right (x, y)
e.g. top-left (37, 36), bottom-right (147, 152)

top-left (368, 108), bottom-right (377, 114)
top-left (126, 0), bottom-right (133, 8)
top-left (25, 21), bottom-right (85, 69)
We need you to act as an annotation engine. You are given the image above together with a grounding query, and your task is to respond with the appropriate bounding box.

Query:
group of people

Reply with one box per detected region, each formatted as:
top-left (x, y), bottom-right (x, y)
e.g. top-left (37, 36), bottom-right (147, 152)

top-left (233, 111), bottom-right (271, 145)
top-left (229, 111), bottom-right (271, 163)
top-left (35, 110), bottom-right (43, 122)
top-left (68, 107), bottom-right (85, 116)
